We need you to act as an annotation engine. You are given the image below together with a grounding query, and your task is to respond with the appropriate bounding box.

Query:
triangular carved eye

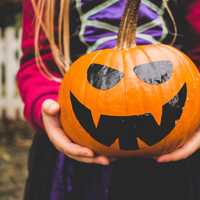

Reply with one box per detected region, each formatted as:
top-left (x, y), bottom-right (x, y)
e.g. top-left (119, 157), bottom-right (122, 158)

top-left (87, 64), bottom-right (124, 90)
top-left (133, 60), bottom-right (173, 84)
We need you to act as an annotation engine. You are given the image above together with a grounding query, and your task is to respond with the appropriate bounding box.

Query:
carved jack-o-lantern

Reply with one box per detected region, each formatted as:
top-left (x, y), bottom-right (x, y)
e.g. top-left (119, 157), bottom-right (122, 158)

top-left (59, 0), bottom-right (200, 157)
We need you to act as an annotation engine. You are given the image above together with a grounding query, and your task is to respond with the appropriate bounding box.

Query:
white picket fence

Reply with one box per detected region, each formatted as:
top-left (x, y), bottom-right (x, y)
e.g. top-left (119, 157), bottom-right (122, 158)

top-left (0, 27), bottom-right (24, 120)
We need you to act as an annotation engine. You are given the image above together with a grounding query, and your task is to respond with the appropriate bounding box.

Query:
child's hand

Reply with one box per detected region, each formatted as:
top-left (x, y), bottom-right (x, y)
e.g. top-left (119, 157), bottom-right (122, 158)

top-left (42, 99), bottom-right (110, 165)
top-left (157, 127), bottom-right (200, 163)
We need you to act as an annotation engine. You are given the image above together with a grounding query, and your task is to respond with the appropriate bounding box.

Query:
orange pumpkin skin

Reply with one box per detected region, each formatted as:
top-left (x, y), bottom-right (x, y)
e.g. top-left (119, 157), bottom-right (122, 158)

top-left (58, 44), bottom-right (200, 157)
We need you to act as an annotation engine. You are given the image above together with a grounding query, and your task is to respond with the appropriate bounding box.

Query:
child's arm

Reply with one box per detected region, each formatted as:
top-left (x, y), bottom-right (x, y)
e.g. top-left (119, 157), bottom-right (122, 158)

top-left (16, 0), bottom-right (60, 129)
top-left (17, 0), bottom-right (110, 165)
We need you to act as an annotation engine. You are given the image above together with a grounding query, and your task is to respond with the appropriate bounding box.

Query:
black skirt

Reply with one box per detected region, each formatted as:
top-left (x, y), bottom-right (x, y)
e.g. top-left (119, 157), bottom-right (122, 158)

top-left (24, 131), bottom-right (200, 200)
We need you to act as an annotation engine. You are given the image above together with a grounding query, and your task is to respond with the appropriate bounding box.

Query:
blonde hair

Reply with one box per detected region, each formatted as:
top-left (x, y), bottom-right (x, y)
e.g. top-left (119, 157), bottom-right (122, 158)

top-left (30, 0), bottom-right (177, 82)
top-left (31, 0), bottom-right (70, 82)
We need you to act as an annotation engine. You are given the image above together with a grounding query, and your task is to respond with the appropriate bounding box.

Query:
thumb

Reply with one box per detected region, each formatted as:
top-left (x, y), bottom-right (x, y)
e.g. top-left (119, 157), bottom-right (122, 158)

top-left (42, 99), bottom-right (60, 116)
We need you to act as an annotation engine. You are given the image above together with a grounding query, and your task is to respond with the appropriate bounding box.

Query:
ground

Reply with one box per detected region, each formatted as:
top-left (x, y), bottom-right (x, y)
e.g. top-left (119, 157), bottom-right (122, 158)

top-left (0, 120), bottom-right (32, 200)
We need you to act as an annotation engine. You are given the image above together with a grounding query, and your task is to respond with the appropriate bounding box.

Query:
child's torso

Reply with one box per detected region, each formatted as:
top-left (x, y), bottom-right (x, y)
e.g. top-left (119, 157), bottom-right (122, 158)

top-left (70, 0), bottom-right (186, 61)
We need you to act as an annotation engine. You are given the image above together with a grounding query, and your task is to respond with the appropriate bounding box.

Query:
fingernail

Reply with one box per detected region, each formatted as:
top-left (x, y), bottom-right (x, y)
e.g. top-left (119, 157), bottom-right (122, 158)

top-left (49, 103), bottom-right (58, 111)
top-left (101, 159), bottom-right (110, 166)
top-left (102, 161), bottom-right (110, 166)
top-left (43, 101), bottom-right (50, 110)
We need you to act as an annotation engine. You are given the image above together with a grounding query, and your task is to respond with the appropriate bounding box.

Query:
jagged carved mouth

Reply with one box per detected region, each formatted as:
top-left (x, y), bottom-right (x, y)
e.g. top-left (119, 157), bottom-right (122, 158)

top-left (70, 84), bottom-right (187, 150)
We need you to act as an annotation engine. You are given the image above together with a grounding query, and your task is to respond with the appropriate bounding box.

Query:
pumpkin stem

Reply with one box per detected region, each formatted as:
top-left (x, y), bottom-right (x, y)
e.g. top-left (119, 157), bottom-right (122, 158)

top-left (117, 0), bottom-right (141, 49)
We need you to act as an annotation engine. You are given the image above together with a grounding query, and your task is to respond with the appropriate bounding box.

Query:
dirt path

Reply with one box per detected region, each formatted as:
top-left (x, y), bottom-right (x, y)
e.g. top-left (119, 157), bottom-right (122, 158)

top-left (0, 120), bottom-right (32, 200)
top-left (0, 141), bottom-right (31, 200)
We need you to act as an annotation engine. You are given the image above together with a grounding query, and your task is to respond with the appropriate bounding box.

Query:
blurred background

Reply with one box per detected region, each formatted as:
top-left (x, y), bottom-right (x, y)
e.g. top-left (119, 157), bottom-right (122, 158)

top-left (0, 1), bottom-right (33, 199)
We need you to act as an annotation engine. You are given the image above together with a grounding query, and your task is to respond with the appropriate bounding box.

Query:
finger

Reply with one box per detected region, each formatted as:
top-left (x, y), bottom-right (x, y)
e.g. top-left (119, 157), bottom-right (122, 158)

top-left (48, 127), bottom-right (94, 157)
top-left (51, 132), bottom-right (95, 157)
top-left (42, 108), bottom-right (94, 158)
top-left (68, 155), bottom-right (110, 166)
top-left (157, 129), bottom-right (200, 163)
top-left (157, 139), bottom-right (199, 163)
top-left (62, 142), bottom-right (95, 157)
top-left (92, 156), bottom-right (110, 165)
top-left (42, 99), bottom-right (60, 116)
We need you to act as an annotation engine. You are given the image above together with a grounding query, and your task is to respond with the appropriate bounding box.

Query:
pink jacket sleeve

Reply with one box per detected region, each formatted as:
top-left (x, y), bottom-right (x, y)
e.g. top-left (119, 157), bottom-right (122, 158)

top-left (16, 0), bottom-right (60, 130)
top-left (185, 0), bottom-right (200, 67)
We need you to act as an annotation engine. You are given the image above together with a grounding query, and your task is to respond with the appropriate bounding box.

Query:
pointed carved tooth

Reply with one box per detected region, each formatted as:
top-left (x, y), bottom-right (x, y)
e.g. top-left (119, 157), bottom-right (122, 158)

top-left (137, 138), bottom-right (149, 149)
top-left (91, 111), bottom-right (101, 128)
top-left (151, 107), bottom-right (163, 126)
top-left (111, 139), bottom-right (120, 149)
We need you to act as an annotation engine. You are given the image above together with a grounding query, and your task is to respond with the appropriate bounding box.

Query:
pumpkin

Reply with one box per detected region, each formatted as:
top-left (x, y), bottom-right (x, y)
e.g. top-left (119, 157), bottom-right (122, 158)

top-left (58, 0), bottom-right (200, 157)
